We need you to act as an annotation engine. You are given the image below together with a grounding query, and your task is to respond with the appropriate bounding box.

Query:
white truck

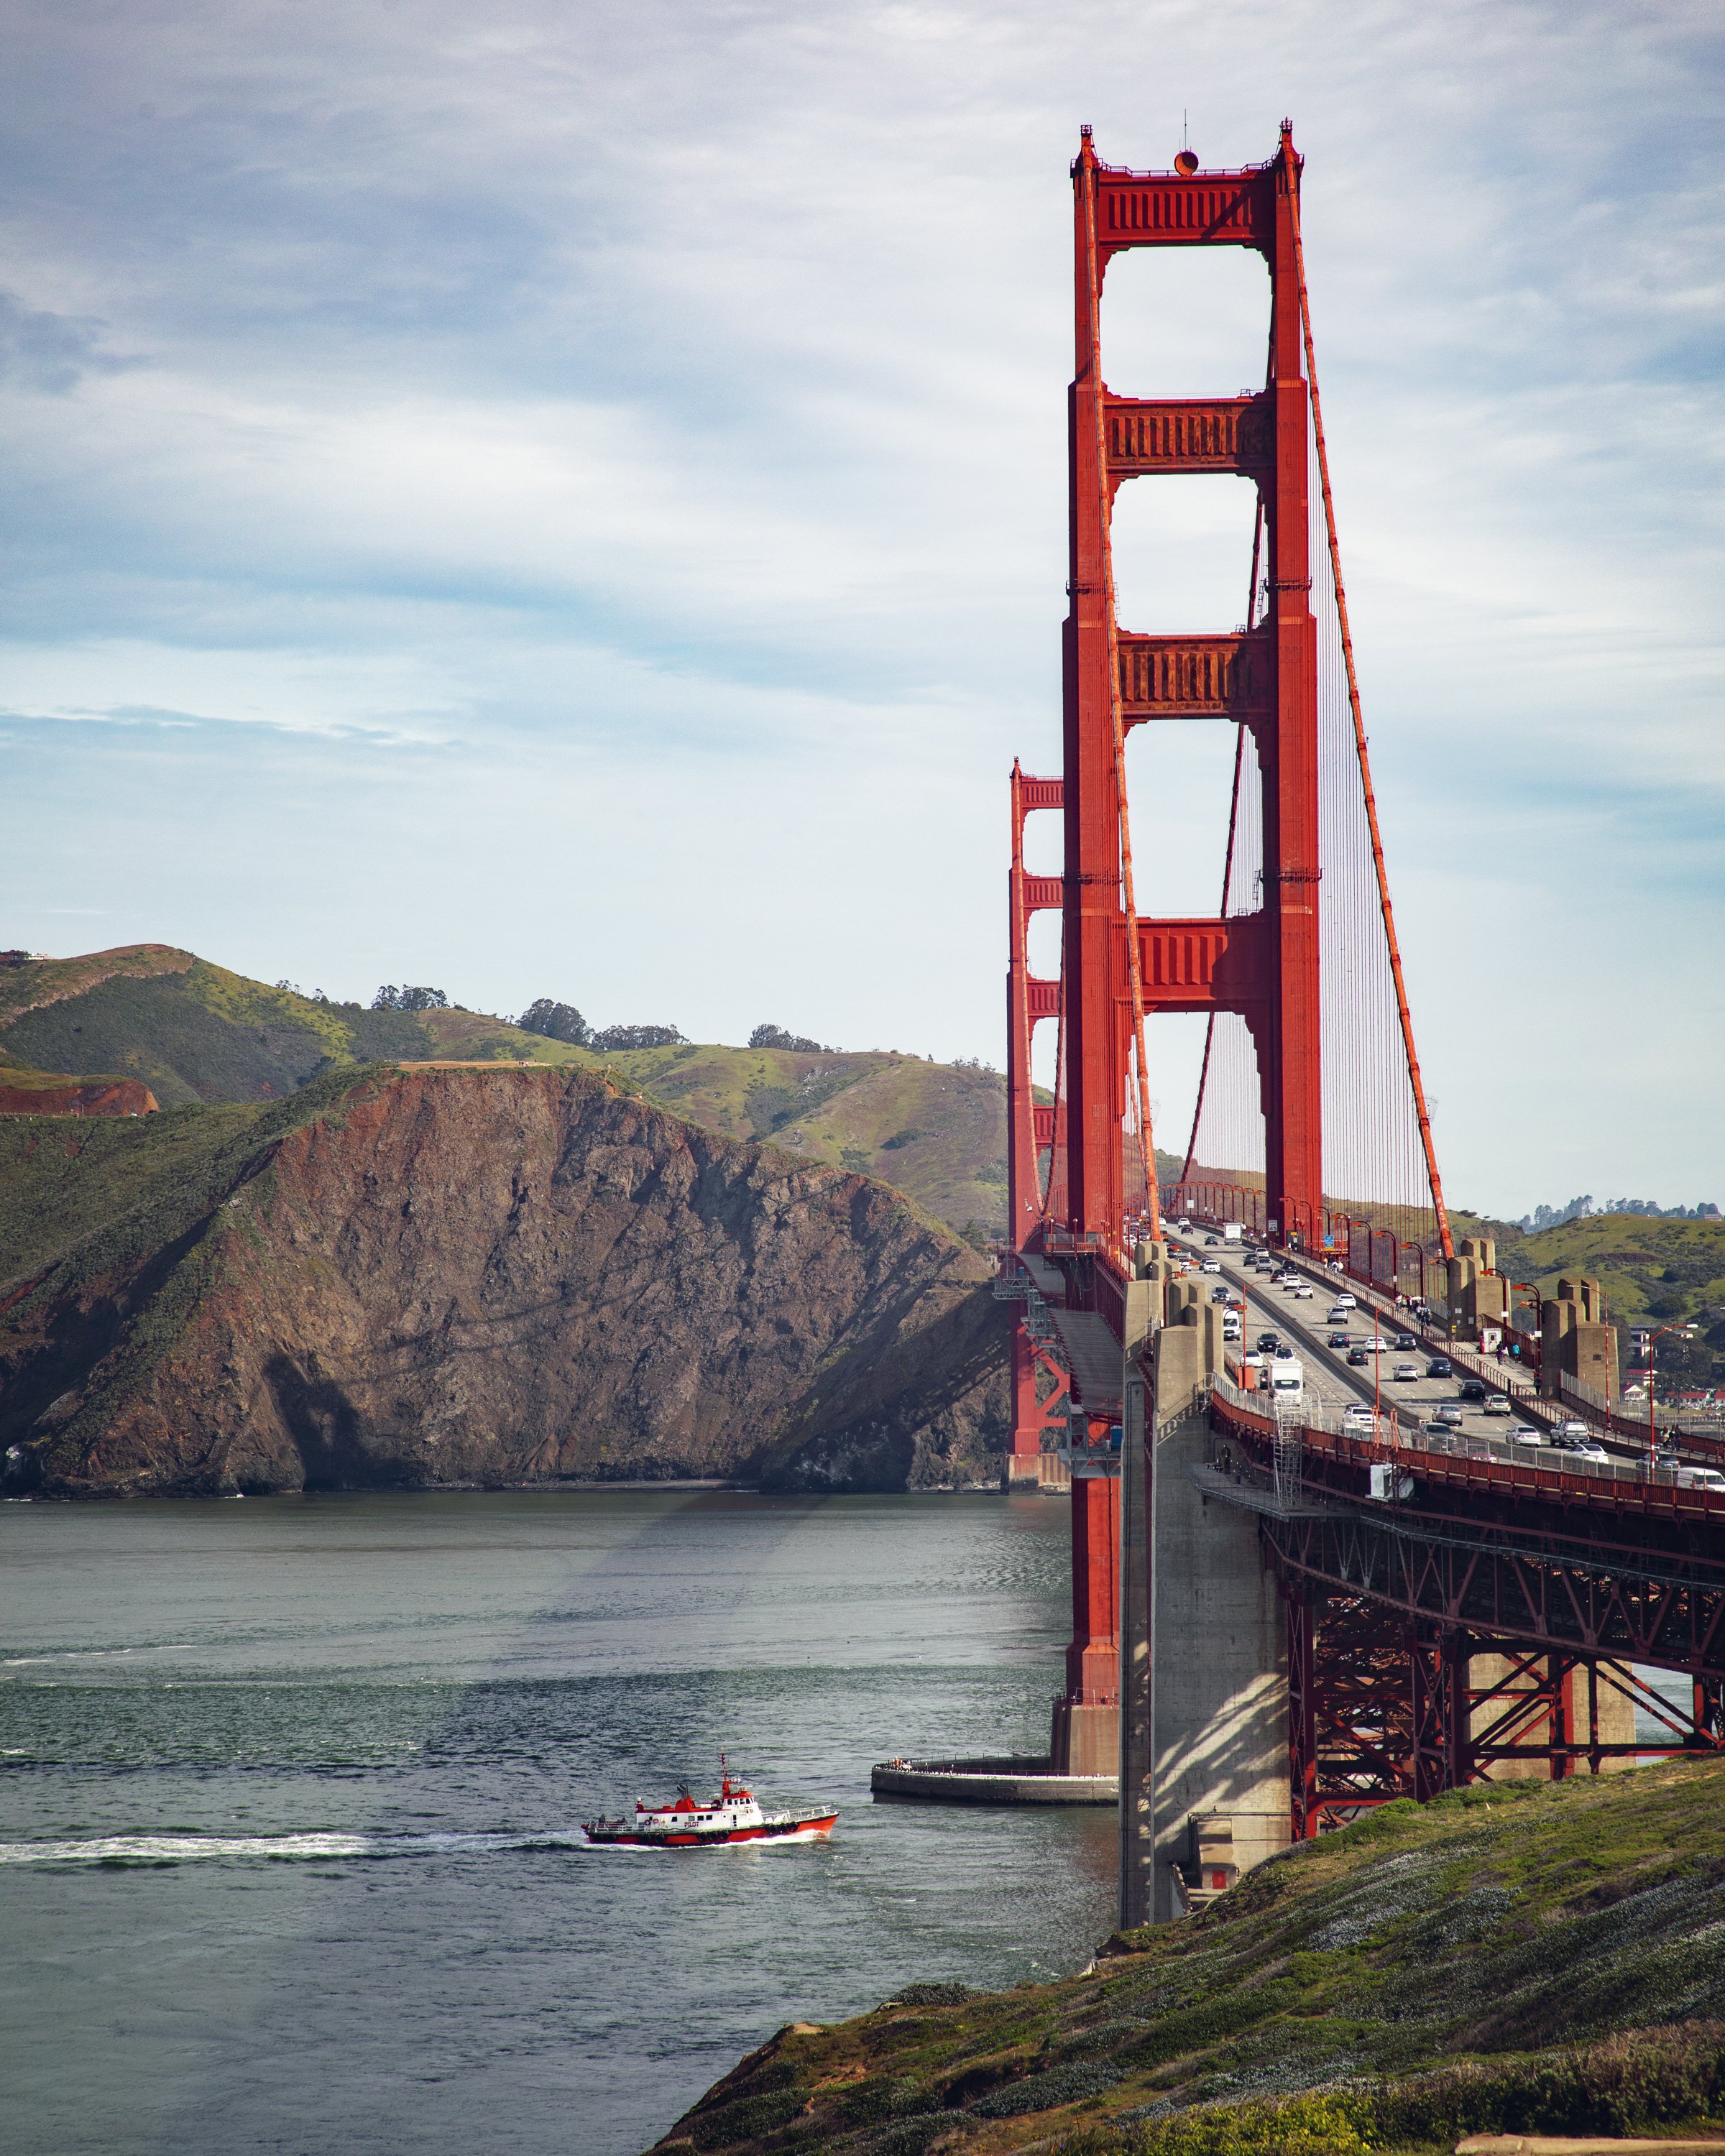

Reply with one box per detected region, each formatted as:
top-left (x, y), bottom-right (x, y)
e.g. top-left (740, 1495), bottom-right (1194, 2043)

top-left (1223, 1223), bottom-right (1244, 1243)
top-left (1269, 1354), bottom-right (1304, 1401)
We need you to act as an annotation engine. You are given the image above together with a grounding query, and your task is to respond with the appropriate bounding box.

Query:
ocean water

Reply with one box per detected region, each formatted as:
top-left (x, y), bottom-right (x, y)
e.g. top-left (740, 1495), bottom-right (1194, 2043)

top-left (0, 1490), bottom-right (1116, 2156)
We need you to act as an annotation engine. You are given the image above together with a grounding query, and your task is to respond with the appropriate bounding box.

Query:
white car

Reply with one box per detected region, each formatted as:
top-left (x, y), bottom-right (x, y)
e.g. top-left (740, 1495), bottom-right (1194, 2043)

top-left (1332, 1293), bottom-right (1357, 1311)
top-left (1325, 1306), bottom-right (1353, 1324)
top-left (1392, 1362), bottom-right (1419, 1382)
top-left (1294, 1285), bottom-right (1315, 1299)
top-left (1201, 1259), bottom-right (1222, 1275)
top-left (1358, 1336), bottom-right (1392, 1353)
top-left (1511, 1427), bottom-right (1545, 1446)
top-left (1570, 1444), bottom-right (1611, 1466)
top-left (1481, 1396), bottom-right (1512, 1417)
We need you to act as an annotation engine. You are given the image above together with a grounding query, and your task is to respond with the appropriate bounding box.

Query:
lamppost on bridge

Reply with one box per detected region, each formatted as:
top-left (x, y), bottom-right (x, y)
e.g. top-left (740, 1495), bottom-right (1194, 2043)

top-left (1509, 1283), bottom-right (1542, 1386)
top-left (1644, 1323), bottom-right (1690, 1476)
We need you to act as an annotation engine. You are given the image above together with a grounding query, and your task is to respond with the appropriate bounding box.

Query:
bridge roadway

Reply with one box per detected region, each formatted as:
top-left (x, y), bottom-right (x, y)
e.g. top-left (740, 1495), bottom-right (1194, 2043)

top-left (1169, 1229), bottom-right (1683, 1476)
top-left (1156, 1224), bottom-right (1725, 1687)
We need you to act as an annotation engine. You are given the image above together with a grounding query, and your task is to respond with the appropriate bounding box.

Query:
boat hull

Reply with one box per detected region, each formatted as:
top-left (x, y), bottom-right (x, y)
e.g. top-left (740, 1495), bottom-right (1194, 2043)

top-left (583, 1810), bottom-right (838, 1848)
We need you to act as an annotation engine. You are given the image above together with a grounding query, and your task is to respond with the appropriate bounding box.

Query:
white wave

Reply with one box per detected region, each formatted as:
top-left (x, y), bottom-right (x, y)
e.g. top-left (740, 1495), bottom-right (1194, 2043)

top-left (1, 1644), bottom-right (198, 1666)
top-left (0, 1829), bottom-right (589, 1865)
top-left (0, 1823), bottom-right (837, 1864)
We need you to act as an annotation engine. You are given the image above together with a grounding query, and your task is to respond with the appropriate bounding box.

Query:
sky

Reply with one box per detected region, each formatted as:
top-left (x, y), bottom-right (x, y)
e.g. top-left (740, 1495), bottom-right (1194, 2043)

top-left (1, 0), bottom-right (1720, 1219)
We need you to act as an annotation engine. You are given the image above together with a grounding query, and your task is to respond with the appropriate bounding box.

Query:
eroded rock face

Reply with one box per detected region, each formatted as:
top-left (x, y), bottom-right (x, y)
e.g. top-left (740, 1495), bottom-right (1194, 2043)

top-left (0, 1067), bottom-right (1009, 1496)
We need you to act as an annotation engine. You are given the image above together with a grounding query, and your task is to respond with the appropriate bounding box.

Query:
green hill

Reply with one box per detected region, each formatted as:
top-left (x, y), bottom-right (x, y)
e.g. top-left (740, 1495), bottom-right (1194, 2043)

top-left (0, 944), bottom-right (579, 1105)
top-left (0, 948), bottom-right (1015, 1239)
top-left (1503, 1215), bottom-right (1725, 1328)
top-left (658, 1757), bottom-right (1725, 2155)
top-left (580, 1041), bottom-right (1013, 1240)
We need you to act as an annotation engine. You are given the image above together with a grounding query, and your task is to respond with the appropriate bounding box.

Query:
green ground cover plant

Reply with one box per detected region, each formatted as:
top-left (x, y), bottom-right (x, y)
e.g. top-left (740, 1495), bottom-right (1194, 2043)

top-left (653, 1759), bottom-right (1725, 2155)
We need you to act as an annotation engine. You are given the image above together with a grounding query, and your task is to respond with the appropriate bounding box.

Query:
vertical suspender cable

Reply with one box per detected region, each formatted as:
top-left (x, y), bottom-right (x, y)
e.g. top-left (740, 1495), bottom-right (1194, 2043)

top-left (1177, 724), bottom-right (1243, 1186)
top-left (1286, 183), bottom-right (1453, 1263)
top-left (1081, 161), bottom-right (1161, 1245)
top-left (1039, 915), bottom-right (1067, 1230)
top-left (1179, 489), bottom-right (1262, 1186)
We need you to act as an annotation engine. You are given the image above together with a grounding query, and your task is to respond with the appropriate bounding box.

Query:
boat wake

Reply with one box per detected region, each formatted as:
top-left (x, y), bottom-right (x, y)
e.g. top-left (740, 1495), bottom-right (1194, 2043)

top-left (0, 1829), bottom-right (592, 1866)
top-left (0, 1823), bottom-right (836, 1866)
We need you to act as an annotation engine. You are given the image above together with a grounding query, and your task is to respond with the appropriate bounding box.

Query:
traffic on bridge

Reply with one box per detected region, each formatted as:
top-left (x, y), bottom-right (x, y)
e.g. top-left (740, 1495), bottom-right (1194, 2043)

top-left (978, 122), bottom-right (1725, 1930)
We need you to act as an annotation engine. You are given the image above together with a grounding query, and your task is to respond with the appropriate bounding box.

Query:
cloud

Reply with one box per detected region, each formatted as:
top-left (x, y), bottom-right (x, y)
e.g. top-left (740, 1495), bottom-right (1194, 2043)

top-left (0, 292), bottom-right (137, 395)
top-left (0, 0), bottom-right (1719, 1210)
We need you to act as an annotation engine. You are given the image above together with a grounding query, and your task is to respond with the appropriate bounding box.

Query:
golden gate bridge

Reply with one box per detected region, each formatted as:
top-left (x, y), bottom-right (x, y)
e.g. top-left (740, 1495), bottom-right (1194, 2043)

top-left (985, 125), bottom-right (1725, 1927)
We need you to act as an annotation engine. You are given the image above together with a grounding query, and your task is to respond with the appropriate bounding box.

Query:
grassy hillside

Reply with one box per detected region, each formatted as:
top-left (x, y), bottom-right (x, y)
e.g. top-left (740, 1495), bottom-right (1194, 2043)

top-left (659, 1757), bottom-right (1725, 2156)
top-left (579, 1043), bottom-right (1011, 1239)
top-left (0, 1087), bottom-right (346, 1296)
top-left (1506, 1214), bottom-right (1725, 1327)
top-left (0, 949), bottom-right (1018, 1237)
top-left (1, 947), bottom-right (431, 1104)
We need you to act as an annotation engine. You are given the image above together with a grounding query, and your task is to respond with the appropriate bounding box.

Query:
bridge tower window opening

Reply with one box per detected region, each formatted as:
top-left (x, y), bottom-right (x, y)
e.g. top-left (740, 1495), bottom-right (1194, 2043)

top-left (1109, 472), bottom-right (1264, 640)
top-left (1098, 242), bottom-right (1271, 405)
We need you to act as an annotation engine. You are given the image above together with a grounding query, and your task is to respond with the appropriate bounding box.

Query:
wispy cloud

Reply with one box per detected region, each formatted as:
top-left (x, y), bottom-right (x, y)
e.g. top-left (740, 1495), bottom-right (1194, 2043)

top-left (0, 0), bottom-right (1719, 1209)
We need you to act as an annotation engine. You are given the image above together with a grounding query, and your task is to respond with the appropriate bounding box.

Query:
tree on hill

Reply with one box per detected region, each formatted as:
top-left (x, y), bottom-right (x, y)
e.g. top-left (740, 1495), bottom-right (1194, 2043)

top-left (1653, 1332), bottom-right (1722, 1396)
top-left (749, 1023), bottom-right (830, 1052)
top-left (592, 1023), bottom-right (686, 1051)
top-left (372, 985), bottom-right (448, 1012)
top-left (517, 998), bottom-right (590, 1046)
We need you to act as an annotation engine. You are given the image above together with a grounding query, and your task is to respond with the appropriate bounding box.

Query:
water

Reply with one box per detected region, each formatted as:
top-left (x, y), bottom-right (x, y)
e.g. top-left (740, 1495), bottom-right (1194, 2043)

top-left (0, 1490), bottom-right (1116, 2156)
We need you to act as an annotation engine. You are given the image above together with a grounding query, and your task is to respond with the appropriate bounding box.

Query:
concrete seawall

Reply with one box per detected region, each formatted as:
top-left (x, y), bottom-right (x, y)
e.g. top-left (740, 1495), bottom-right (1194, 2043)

top-left (870, 1754), bottom-right (1118, 1805)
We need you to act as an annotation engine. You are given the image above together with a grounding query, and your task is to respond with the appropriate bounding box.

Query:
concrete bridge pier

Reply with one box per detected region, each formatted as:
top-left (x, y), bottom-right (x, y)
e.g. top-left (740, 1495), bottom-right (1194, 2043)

top-left (1119, 1314), bottom-right (1292, 1930)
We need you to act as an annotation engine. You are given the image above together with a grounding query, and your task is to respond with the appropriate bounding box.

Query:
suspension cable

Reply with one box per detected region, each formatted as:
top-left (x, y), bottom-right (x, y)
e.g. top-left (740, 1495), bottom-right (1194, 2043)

top-left (1039, 914), bottom-right (1066, 1230)
top-left (1286, 180), bottom-right (1454, 1263)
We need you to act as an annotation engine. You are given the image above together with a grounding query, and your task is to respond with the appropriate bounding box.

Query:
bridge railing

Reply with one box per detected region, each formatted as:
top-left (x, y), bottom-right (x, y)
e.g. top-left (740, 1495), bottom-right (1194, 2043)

top-left (1208, 1373), bottom-right (1725, 1521)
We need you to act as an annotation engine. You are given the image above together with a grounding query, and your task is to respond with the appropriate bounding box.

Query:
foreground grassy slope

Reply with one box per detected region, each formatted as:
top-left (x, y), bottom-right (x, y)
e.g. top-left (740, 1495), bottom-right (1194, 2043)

top-left (658, 1759), bottom-right (1725, 2156)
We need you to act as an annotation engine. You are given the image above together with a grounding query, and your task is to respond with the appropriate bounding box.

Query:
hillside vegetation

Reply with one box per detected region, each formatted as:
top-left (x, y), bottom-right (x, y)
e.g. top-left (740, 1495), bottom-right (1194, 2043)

top-left (1508, 1213), bottom-right (1725, 1329)
top-left (0, 1064), bottom-right (1008, 1498)
top-left (0, 947), bottom-right (1017, 1238)
top-left (576, 1041), bottom-right (1012, 1242)
top-left (658, 1758), bottom-right (1725, 2156)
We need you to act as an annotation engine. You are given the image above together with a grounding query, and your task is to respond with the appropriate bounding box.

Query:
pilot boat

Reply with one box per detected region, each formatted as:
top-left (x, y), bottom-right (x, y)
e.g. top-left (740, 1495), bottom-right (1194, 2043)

top-left (582, 1758), bottom-right (838, 1848)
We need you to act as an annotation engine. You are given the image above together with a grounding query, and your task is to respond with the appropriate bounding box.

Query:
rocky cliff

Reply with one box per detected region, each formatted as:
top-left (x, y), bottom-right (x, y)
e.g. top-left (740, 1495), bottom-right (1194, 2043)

top-left (0, 1065), bottom-right (1010, 1498)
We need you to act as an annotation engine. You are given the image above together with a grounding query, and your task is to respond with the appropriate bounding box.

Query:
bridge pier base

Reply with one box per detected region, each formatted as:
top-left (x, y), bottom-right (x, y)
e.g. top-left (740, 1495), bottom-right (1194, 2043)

top-left (1133, 1326), bottom-right (1291, 1925)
